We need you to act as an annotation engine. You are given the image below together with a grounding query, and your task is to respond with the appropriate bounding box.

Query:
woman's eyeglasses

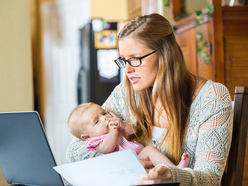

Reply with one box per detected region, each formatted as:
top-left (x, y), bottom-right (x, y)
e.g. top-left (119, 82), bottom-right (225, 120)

top-left (114, 51), bottom-right (156, 68)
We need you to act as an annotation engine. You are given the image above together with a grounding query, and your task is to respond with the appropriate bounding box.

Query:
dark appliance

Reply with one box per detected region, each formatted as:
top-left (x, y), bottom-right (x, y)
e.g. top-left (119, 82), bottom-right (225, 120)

top-left (77, 19), bottom-right (120, 105)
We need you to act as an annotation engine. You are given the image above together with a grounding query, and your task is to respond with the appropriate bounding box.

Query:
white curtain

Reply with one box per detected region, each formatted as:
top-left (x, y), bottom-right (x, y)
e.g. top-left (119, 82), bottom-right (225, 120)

top-left (41, 0), bottom-right (90, 165)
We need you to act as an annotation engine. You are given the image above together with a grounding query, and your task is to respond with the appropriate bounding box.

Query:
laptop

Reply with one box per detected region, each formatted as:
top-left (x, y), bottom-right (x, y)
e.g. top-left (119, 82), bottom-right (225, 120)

top-left (0, 111), bottom-right (65, 186)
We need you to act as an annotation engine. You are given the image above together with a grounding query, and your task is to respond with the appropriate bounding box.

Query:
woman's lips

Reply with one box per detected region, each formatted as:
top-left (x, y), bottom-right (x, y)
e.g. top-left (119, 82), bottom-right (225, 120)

top-left (129, 77), bottom-right (140, 84)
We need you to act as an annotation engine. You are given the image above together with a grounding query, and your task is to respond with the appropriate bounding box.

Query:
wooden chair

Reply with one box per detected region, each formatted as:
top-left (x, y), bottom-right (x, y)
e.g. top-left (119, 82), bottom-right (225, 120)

top-left (221, 86), bottom-right (248, 186)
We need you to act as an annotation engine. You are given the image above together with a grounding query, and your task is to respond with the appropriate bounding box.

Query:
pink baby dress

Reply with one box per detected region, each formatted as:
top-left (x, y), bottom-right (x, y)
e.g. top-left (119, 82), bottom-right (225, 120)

top-left (85, 131), bottom-right (144, 152)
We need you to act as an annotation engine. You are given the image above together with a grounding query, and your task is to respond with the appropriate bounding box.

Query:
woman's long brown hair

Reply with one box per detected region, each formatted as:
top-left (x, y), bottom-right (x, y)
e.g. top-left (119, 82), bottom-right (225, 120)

top-left (119, 13), bottom-right (196, 164)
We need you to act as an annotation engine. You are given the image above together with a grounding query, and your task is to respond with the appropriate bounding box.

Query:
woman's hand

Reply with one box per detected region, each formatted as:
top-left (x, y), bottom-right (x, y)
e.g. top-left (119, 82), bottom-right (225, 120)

top-left (139, 159), bottom-right (154, 171)
top-left (135, 165), bottom-right (172, 185)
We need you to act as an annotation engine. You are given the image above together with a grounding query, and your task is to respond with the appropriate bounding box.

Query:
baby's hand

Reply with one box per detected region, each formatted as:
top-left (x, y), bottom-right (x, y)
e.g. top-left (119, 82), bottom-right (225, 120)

top-left (107, 112), bottom-right (126, 130)
top-left (108, 121), bottom-right (118, 130)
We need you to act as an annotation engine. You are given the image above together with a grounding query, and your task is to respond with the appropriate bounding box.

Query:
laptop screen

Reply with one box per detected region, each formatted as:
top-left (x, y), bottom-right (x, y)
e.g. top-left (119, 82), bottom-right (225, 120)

top-left (0, 111), bottom-right (64, 186)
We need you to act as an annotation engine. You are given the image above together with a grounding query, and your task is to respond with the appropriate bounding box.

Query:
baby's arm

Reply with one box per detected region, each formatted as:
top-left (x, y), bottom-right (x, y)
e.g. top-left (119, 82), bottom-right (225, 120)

top-left (138, 146), bottom-right (190, 169)
top-left (138, 146), bottom-right (176, 167)
top-left (109, 112), bottom-right (136, 135)
top-left (95, 127), bottom-right (118, 154)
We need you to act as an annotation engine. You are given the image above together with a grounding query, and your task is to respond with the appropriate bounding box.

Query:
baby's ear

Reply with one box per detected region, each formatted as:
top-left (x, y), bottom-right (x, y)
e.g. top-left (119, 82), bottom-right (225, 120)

top-left (81, 134), bottom-right (90, 141)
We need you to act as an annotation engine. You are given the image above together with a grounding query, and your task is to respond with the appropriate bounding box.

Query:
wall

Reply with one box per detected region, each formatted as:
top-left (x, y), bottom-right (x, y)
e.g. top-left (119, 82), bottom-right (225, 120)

top-left (91, 0), bottom-right (128, 22)
top-left (0, 0), bottom-right (33, 112)
top-left (184, 0), bottom-right (208, 15)
top-left (0, 0), bottom-right (33, 185)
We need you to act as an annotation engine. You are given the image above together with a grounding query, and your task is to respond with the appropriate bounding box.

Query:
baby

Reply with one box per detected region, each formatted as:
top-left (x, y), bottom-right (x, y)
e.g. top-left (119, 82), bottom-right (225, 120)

top-left (67, 102), bottom-right (190, 169)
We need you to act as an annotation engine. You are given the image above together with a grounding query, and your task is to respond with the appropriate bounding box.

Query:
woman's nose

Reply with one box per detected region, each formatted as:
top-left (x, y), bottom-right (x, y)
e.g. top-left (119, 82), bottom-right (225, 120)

top-left (124, 62), bottom-right (135, 74)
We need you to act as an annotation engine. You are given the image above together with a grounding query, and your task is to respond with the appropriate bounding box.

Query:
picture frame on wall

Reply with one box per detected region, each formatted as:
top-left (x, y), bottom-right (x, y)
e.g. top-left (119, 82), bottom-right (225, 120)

top-left (94, 30), bottom-right (117, 49)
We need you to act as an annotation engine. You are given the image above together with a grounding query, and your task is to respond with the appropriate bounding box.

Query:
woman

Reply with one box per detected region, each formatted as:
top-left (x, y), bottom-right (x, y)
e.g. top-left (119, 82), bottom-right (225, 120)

top-left (66, 13), bottom-right (233, 185)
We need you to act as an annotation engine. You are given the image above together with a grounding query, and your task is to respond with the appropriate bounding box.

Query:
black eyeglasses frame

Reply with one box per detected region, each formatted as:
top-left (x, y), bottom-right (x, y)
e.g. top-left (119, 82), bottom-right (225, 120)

top-left (114, 51), bottom-right (156, 68)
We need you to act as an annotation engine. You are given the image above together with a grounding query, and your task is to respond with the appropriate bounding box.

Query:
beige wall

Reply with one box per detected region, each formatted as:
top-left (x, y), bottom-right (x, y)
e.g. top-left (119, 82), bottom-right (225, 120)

top-left (184, 0), bottom-right (208, 15)
top-left (0, 0), bottom-right (33, 112)
top-left (91, 0), bottom-right (128, 22)
top-left (163, 5), bottom-right (171, 23)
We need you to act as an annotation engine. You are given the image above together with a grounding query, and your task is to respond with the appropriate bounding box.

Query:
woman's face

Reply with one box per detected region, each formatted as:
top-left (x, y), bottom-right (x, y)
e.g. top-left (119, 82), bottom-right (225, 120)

top-left (118, 36), bottom-right (159, 91)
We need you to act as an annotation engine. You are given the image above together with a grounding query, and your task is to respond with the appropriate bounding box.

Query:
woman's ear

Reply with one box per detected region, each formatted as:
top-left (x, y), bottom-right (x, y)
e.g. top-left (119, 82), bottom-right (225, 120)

top-left (81, 134), bottom-right (90, 141)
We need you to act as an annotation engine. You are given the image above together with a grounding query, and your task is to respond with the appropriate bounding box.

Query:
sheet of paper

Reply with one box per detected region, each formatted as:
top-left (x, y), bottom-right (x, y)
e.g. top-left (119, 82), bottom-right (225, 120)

top-left (54, 149), bottom-right (147, 186)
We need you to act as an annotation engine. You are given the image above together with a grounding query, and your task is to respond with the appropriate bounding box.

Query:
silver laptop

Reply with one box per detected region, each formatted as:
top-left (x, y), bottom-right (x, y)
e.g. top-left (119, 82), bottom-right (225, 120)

top-left (0, 111), bottom-right (65, 186)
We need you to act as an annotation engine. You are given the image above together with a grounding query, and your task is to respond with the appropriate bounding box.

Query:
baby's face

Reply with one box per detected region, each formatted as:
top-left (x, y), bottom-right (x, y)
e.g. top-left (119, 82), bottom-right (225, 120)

top-left (82, 104), bottom-right (112, 138)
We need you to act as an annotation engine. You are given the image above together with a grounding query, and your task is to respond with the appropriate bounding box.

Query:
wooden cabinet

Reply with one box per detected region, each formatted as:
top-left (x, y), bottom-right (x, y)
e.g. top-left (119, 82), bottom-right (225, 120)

top-left (223, 6), bottom-right (248, 100)
top-left (175, 18), bottom-right (215, 81)
top-left (173, 1), bottom-right (248, 185)
top-left (173, 1), bottom-right (248, 100)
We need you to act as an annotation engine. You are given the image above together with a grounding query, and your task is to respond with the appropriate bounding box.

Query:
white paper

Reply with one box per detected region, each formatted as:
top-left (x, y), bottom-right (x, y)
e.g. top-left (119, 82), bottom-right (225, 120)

top-left (54, 149), bottom-right (147, 186)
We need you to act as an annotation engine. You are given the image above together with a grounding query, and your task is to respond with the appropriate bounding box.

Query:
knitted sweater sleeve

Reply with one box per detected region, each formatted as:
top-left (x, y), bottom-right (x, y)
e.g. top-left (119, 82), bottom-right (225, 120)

top-left (102, 83), bottom-right (132, 123)
top-left (165, 83), bottom-right (233, 186)
top-left (65, 137), bottom-right (103, 162)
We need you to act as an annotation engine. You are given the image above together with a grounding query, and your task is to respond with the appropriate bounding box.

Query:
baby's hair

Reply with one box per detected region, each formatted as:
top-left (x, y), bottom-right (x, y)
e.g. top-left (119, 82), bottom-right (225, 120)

top-left (67, 102), bottom-right (95, 139)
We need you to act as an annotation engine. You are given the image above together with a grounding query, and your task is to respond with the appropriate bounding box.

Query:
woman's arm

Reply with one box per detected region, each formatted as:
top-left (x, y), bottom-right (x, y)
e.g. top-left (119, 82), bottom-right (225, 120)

top-left (66, 137), bottom-right (103, 162)
top-left (169, 106), bottom-right (232, 186)
top-left (136, 83), bottom-right (233, 186)
top-left (102, 83), bottom-right (134, 124)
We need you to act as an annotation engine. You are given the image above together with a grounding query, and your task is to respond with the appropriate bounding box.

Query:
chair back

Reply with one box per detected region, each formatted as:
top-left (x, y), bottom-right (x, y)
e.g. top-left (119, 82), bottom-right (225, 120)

top-left (221, 86), bottom-right (248, 186)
